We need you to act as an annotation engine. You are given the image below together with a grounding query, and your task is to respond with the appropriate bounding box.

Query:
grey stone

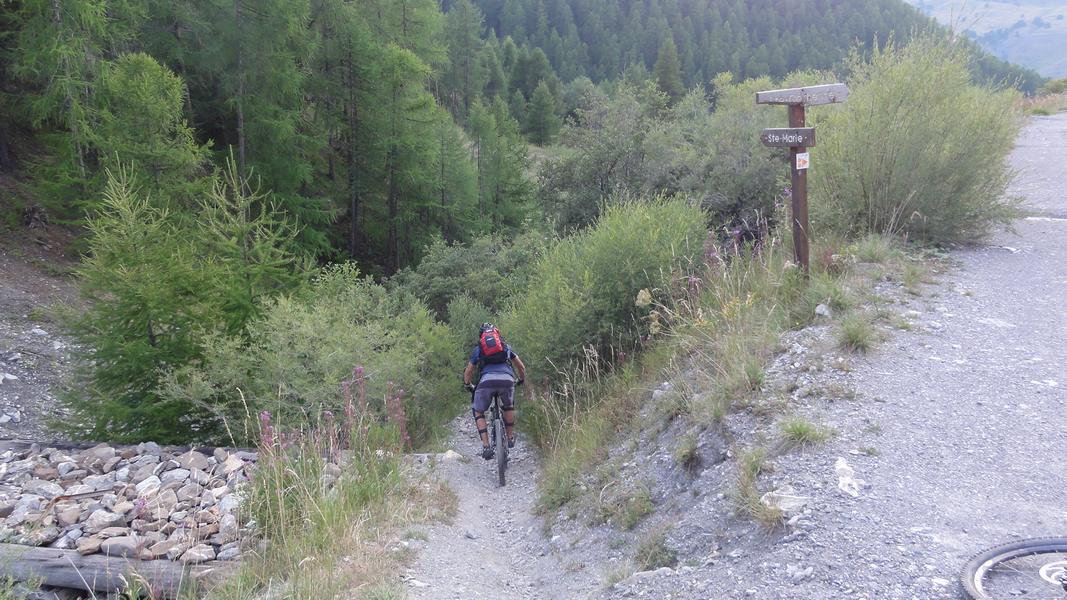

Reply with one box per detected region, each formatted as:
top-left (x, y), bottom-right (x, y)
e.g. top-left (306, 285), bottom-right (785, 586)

top-left (221, 455), bottom-right (244, 476)
top-left (24, 479), bottom-right (64, 499)
top-left (216, 546), bottom-right (241, 561)
top-left (56, 505), bottom-right (82, 527)
top-left (218, 513), bottom-right (238, 542)
top-left (76, 536), bottom-right (102, 555)
top-left (160, 468), bottom-right (190, 486)
top-left (176, 482), bottom-right (203, 503)
top-left (175, 451), bottom-right (210, 472)
top-left (84, 510), bottom-right (125, 534)
top-left (82, 474), bottom-right (115, 492)
top-left (147, 539), bottom-right (180, 559)
top-left (84, 444), bottom-right (116, 462)
top-left (179, 543), bottom-right (215, 563)
top-left (217, 493), bottom-right (239, 515)
top-left (135, 475), bottom-right (162, 497)
top-left (189, 468), bottom-right (211, 485)
top-left (100, 535), bottom-right (141, 557)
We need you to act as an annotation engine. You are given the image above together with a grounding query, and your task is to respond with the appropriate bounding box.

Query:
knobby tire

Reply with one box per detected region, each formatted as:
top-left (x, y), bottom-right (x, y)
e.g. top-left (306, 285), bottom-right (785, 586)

top-left (961, 536), bottom-right (1067, 599)
top-left (495, 418), bottom-right (506, 487)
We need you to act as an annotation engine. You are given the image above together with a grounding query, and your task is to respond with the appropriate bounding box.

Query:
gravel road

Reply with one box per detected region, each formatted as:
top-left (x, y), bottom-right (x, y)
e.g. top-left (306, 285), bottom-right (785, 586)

top-left (602, 114), bottom-right (1067, 599)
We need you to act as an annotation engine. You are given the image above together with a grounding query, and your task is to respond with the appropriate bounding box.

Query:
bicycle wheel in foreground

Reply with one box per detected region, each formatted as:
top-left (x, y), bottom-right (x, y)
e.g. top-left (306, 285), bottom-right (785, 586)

top-left (961, 537), bottom-right (1067, 599)
top-left (495, 418), bottom-right (506, 487)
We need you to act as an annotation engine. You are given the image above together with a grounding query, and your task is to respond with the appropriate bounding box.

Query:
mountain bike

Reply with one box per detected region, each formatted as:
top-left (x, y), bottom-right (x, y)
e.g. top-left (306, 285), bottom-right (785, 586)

top-left (468, 381), bottom-right (520, 487)
top-left (961, 537), bottom-right (1067, 599)
top-left (487, 390), bottom-right (508, 487)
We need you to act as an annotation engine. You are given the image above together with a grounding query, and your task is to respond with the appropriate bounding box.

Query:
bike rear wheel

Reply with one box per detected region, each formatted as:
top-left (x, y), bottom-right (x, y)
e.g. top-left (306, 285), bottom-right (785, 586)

top-left (494, 417), bottom-right (506, 487)
top-left (961, 537), bottom-right (1067, 599)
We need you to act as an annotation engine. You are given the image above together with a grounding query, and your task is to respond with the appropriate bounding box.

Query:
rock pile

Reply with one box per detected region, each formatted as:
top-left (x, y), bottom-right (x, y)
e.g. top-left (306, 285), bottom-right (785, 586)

top-left (0, 442), bottom-right (256, 564)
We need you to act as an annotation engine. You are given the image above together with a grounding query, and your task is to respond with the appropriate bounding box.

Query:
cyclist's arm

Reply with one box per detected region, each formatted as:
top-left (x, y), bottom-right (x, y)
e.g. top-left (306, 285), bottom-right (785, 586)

top-left (512, 355), bottom-right (526, 381)
top-left (463, 362), bottom-right (476, 386)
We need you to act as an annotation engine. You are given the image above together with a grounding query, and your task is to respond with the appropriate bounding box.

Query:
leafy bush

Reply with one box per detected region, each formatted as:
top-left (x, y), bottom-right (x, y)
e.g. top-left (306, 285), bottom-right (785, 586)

top-left (163, 264), bottom-right (461, 447)
top-left (389, 231), bottom-right (546, 317)
top-left (1041, 77), bottom-right (1067, 95)
top-left (812, 37), bottom-right (1021, 244)
top-left (540, 73), bottom-right (830, 232)
top-left (446, 294), bottom-right (494, 346)
top-left (504, 199), bottom-right (706, 374)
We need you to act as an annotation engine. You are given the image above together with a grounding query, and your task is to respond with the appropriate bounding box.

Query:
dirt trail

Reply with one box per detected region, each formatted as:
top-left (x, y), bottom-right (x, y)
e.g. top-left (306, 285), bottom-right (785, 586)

top-left (403, 414), bottom-right (598, 599)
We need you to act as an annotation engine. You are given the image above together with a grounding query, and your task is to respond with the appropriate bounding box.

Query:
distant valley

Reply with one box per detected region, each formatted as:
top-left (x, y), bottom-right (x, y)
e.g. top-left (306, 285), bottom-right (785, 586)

top-left (908, 0), bottom-right (1067, 78)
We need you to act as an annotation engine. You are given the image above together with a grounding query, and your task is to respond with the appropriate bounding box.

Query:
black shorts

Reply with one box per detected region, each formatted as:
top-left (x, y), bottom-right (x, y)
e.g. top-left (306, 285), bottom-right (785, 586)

top-left (472, 379), bottom-right (515, 413)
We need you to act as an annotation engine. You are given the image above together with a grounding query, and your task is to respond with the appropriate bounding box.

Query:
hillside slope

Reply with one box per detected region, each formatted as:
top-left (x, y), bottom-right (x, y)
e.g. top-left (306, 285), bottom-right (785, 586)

top-left (908, 0), bottom-right (1067, 77)
top-left (474, 0), bottom-right (1044, 91)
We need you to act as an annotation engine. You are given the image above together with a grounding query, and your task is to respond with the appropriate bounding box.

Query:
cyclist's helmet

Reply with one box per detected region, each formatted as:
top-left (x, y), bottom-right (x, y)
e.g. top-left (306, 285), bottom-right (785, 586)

top-left (480, 322), bottom-right (496, 333)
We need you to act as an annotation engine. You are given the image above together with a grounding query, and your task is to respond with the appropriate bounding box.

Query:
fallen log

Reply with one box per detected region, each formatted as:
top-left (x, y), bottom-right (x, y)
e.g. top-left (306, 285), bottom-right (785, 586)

top-left (0, 543), bottom-right (234, 597)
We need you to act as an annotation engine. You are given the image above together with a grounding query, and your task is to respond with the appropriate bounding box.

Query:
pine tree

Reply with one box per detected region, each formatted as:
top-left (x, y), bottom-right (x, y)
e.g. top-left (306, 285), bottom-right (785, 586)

top-left (7, 0), bottom-right (129, 213)
top-left (92, 53), bottom-right (209, 206)
top-left (653, 36), bottom-right (684, 104)
top-left (480, 43), bottom-right (508, 100)
top-left (470, 98), bottom-right (532, 231)
top-left (442, 0), bottom-right (488, 118)
top-left (525, 80), bottom-right (560, 145)
top-left (204, 0), bottom-right (330, 254)
top-left (65, 160), bottom-right (304, 442)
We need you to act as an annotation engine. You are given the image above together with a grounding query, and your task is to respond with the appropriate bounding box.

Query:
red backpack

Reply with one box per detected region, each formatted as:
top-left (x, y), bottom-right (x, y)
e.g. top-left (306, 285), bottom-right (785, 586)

top-left (479, 327), bottom-right (509, 364)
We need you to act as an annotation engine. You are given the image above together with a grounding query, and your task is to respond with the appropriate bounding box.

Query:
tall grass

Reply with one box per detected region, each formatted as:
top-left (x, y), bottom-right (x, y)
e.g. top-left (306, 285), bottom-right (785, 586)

top-left (812, 36), bottom-right (1021, 244)
top-left (206, 379), bottom-right (452, 599)
top-left (533, 219), bottom-right (855, 512)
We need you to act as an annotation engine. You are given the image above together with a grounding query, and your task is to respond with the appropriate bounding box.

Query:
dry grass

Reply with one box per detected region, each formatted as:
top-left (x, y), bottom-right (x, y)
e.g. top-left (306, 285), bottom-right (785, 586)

top-left (204, 419), bottom-right (454, 600)
top-left (1018, 93), bottom-right (1067, 115)
top-left (733, 447), bottom-right (782, 528)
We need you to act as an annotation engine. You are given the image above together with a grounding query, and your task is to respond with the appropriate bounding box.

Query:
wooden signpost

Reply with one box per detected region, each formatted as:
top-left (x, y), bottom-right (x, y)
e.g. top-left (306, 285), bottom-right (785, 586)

top-left (756, 83), bottom-right (849, 273)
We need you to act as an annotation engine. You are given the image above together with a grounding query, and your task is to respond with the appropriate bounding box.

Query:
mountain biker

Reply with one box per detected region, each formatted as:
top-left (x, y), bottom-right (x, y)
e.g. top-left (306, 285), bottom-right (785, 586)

top-left (464, 323), bottom-right (526, 460)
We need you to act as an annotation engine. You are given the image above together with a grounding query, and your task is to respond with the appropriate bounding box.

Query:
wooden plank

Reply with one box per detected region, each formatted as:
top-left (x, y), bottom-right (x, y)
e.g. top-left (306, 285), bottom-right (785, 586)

top-left (760, 127), bottom-right (816, 147)
top-left (788, 105), bottom-right (810, 273)
top-left (0, 543), bottom-right (233, 598)
top-left (756, 83), bottom-right (849, 106)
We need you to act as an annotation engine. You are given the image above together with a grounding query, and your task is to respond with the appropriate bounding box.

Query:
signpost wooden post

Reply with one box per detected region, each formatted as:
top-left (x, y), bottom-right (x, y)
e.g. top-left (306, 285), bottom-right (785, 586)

top-left (756, 83), bottom-right (849, 273)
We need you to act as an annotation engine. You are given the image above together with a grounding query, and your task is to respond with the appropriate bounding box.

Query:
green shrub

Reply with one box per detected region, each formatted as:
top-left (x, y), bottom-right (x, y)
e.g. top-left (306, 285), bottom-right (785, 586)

top-left (812, 36), bottom-right (1021, 244)
top-left (390, 231), bottom-right (546, 316)
top-left (779, 417), bottom-right (831, 448)
top-left (838, 313), bottom-right (876, 353)
top-left (446, 294), bottom-right (494, 342)
top-left (504, 199), bottom-right (705, 375)
top-left (1041, 77), bottom-right (1067, 95)
top-left (162, 264), bottom-right (460, 447)
top-left (540, 73), bottom-right (830, 231)
top-left (634, 529), bottom-right (678, 570)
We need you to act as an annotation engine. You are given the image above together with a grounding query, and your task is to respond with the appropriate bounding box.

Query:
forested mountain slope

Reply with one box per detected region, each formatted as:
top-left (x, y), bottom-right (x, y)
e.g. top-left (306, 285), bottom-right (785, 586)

top-left (471, 0), bottom-right (1043, 92)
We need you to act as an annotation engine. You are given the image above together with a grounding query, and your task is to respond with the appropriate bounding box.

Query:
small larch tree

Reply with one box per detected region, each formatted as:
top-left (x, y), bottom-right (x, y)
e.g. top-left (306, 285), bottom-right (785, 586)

top-left (525, 80), bottom-right (560, 145)
top-left (653, 36), bottom-right (684, 104)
